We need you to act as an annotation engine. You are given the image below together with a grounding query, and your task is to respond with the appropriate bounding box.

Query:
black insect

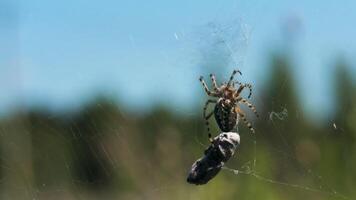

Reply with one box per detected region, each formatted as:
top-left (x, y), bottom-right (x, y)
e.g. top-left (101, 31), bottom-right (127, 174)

top-left (187, 132), bottom-right (240, 185)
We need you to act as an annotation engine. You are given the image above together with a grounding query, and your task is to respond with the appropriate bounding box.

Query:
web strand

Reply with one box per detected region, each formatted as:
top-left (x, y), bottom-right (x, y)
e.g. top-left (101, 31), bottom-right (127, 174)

top-left (223, 166), bottom-right (350, 200)
top-left (220, 38), bottom-right (350, 198)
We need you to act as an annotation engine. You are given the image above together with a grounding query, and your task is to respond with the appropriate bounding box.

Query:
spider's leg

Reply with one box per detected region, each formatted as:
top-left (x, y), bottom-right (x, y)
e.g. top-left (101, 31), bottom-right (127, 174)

top-left (227, 69), bottom-right (242, 87)
top-left (235, 84), bottom-right (252, 100)
top-left (239, 98), bottom-right (259, 117)
top-left (205, 111), bottom-right (214, 142)
top-left (203, 99), bottom-right (216, 142)
top-left (235, 81), bottom-right (242, 86)
top-left (235, 84), bottom-right (245, 97)
top-left (236, 107), bottom-right (255, 134)
top-left (244, 84), bottom-right (253, 99)
top-left (210, 74), bottom-right (219, 92)
top-left (235, 82), bottom-right (253, 98)
top-left (199, 76), bottom-right (217, 97)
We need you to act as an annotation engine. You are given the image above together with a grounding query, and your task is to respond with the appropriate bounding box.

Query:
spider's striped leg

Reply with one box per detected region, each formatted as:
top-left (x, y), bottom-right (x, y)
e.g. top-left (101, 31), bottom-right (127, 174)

top-left (203, 99), bottom-right (216, 142)
top-left (244, 84), bottom-right (253, 99)
top-left (236, 107), bottom-right (255, 134)
top-left (210, 74), bottom-right (219, 92)
top-left (235, 82), bottom-right (253, 99)
top-left (199, 76), bottom-right (217, 97)
top-left (239, 98), bottom-right (259, 117)
top-left (227, 69), bottom-right (242, 86)
top-left (235, 84), bottom-right (245, 97)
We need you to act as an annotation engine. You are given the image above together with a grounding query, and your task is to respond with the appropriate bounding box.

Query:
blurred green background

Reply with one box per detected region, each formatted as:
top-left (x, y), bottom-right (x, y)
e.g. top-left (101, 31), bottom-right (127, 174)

top-left (1, 1), bottom-right (356, 199)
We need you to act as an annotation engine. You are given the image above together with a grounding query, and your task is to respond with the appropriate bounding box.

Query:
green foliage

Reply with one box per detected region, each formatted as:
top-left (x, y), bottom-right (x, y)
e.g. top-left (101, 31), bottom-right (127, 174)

top-left (0, 55), bottom-right (355, 200)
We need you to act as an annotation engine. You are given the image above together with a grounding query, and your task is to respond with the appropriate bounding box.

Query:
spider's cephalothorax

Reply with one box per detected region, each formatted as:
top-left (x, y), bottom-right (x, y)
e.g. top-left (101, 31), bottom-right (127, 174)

top-left (199, 70), bottom-right (259, 142)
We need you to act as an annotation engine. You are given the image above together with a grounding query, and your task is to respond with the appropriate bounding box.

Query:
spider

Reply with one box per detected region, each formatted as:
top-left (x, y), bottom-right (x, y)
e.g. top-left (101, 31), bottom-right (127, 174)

top-left (199, 70), bottom-right (259, 142)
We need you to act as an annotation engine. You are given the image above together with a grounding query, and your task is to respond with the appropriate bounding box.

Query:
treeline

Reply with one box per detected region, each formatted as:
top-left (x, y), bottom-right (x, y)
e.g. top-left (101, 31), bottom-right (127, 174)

top-left (0, 54), bottom-right (355, 200)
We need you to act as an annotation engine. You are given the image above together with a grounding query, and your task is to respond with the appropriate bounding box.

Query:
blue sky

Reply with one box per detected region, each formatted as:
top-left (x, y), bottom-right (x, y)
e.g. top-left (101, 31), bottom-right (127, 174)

top-left (1, 0), bottom-right (355, 119)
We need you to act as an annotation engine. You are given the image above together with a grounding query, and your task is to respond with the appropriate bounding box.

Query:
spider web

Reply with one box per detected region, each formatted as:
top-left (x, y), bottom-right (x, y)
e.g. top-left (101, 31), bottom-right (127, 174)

top-left (0, 3), bottom-right (353, 199)
top-left (188, 19), bottom-right (351, 200)
top-left (225, 85), bottom-right (350, 200)
top-left (222, 121), bottom-right (350, 200)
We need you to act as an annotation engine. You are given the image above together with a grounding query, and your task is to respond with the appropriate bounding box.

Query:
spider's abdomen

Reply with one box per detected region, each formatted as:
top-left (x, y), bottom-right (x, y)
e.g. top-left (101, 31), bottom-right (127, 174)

top-left (214, 100), bottom-right (238, 132)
